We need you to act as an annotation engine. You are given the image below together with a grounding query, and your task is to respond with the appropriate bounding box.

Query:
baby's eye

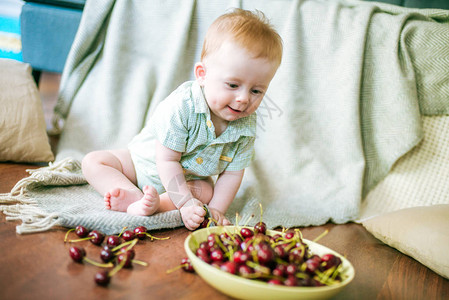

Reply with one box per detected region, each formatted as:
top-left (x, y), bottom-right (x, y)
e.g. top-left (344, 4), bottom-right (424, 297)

top-left (226, 83), bottom-right (238, 89)
top-left (251, 89), bottom-right (263, 95)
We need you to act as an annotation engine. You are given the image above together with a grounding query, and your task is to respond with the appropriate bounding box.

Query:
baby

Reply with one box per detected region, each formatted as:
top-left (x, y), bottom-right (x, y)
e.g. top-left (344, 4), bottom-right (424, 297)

top-left (81, 9), bottom-right (283, 230)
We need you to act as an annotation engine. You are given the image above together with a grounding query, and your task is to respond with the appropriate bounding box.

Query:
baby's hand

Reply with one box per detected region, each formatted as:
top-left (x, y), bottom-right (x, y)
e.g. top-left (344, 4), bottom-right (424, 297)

top-left (209, 207), bottom-right (231, 226)
top-left (179, 198), bottom-right (206, 230)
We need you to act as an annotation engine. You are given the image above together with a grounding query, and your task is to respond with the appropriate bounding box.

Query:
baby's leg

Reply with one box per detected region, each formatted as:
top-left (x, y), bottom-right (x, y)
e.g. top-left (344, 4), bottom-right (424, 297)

top-left (82, 149), bottom-right (144, 212)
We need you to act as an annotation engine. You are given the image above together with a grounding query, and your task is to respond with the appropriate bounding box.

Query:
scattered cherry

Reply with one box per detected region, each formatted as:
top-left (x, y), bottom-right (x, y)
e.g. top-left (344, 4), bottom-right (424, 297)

top-left (69, 246), bottom-right (86, 263)
top-left (75, 225), bottom-right (89, 238)
top-left (121, 230), bottom-right (136, 241)
top-left (117, 252), bottom-right (133, 268)
top-left (100, 248), bottom-right (114, 263)
top-left (65, 225), bottom-right (168, 288)
top-left (181, 257), bottom-right (194, 272)
top-left (95, 270), bottom-right (110, 286)
top-left (88, 230), bottom-right (105, 245)
top-left (106, 235), bottom-right (121, 247)
top-left (134, 226), bottom-right (147, 240)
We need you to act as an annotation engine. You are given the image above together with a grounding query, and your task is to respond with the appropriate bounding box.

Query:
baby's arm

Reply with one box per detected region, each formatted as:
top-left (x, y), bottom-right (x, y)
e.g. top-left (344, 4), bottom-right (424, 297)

top-left (155, 141), bottom-right (206, 230)
top-left (208, 169), bottom-right (244, 225)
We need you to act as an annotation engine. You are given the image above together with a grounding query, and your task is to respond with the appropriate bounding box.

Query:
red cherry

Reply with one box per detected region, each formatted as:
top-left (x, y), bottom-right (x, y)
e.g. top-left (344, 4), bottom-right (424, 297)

top-left (284, 231), bottom-right (295, 240)
top-left (233, 250), bottom-right (249, 264)
top-left (207, 233), bottom-right (217, 243)
top-left (285, 264), bottom-right (297, 276)
top-left (210, 249), bottom-right (225, 262)
top-left (305, 258), bottom-right (321, 273)
top-left (257, 247), bottom-right (274, 265)
top-left (75, 225), bottom-right (89, 238)
top-left (106, 235), bottom-right (121, 247)
top-left (268, 279), bottom-right (283, 285)
top-left (321, 254), bottom-right (342, 270)
top-left (238, 265), bottom-right (253, 277)
top-left (120, 248), bottom-right (135, 260)
top-left (272, 264), bottom-right (286, 277)
top-left (121, 230), bottom-right (136, 241)
top-left (220, 261), bottom-right (237, 274)
top-left (181, 257), bottom-right (194, 272)
top-left (88, 230), bottom-right (105, 245)
top-left (95, 270), bottom-right (110, 286)
top-left (117, 252), bottom-right (133, 268)
top-left (134, 226), bottom-right (147, 240)
top-left (284, 275), bottom-right (298, 286)
top-left (69, 246), bottom-right (85, 263)
top-left (240, 227), bottom-right (254, 238)
top-left (254, 222), bottom-right (267, 235)
top-left (100, 248), bottom-right (114, 263)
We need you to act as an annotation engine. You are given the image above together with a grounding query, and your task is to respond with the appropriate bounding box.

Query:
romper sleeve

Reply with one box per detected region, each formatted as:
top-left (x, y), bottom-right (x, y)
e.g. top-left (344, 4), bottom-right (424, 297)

top-left (225, 136), bottom-right (256, 171)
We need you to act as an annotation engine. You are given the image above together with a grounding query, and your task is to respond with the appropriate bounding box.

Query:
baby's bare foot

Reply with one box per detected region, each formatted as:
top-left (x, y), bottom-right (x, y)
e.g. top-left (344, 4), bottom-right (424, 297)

top-left (104, 188), bottom-right (142, 212)
top-left (127, 185), bottom-right (160, 216)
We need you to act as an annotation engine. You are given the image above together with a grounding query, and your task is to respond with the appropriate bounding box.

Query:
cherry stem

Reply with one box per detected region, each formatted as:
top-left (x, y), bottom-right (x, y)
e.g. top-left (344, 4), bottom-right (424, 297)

top-left (131, 259), bottom-right (148, 267)
top-left (64, 228), bottom-right (75, 242)
top-left (66, 236), bottom-right (93, 243)
top-left (118, 226), bottom-right (128, 238)
top-left (111, 238), bottom-right (138, 252)
top-left (144, 232), bottom-right (170, 241)
top-left (312, 229), bottom-right (329, 243)
top-left (246, 260), bottom-right (270, 275)
top-left (108, 256), bottom-right (126, 277)
top-left (83, 257), bottom-right (114, 268)
top-left (259, 203), bottom-right (264, 223)
top-left (166, 263), bottom-right (188, 274)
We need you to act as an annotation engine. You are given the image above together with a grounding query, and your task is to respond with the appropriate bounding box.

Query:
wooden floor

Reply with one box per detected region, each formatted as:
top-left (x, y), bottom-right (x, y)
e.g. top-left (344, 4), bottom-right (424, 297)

top-left (0, 74), bottom-right (448, 300)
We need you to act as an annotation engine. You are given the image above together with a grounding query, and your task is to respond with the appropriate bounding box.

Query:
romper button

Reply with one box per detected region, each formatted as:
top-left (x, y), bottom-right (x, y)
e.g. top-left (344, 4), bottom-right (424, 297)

top-left (196, 157), bottom-right (203, 164)
top-left (206, 120), bottom-right (212, 128)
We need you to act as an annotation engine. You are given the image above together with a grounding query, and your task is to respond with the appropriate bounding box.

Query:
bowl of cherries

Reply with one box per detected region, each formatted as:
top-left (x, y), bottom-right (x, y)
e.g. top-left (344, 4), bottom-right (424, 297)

top-left (184, 223), bottom-right (355, 300)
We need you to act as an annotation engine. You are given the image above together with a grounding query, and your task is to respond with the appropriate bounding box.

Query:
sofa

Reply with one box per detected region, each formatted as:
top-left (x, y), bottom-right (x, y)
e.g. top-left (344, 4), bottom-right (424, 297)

top-left (20, 0), bottom-right (449, 81)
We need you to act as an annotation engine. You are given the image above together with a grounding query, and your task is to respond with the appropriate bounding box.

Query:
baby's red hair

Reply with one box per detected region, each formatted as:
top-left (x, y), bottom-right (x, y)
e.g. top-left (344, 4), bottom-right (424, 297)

top-left (201, 9), bottom-right (283, 67)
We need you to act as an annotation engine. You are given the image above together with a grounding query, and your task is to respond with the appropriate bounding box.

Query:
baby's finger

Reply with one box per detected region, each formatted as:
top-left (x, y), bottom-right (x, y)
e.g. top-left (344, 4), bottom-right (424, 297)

top-left (222, 218), bottom-right (232, 226)
top-left (194, 206), bottom-right (207, 217)
top-left (186, 219), bottom-right (199, 231)
top-left (190, 214), bottom-right (204, 225)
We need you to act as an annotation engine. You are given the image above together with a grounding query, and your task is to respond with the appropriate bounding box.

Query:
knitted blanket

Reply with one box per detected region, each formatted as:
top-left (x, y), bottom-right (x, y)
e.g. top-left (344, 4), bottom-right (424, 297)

top-left (1, 0), bottom-right (449, 234)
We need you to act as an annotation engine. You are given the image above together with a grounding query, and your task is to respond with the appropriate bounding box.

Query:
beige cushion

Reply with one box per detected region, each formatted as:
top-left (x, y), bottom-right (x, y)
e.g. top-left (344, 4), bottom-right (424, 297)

top-left (0, 59), bottom-right (54, 162)
top-left (362, 205), bottom-right (449, 279)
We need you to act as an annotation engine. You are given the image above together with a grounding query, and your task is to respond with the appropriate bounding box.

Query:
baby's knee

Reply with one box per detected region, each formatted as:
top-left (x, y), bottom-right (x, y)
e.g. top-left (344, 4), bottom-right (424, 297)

top-left (188, 180), bottom-right (213, 204)
top-left (81, 150), bottom-right (109, 173)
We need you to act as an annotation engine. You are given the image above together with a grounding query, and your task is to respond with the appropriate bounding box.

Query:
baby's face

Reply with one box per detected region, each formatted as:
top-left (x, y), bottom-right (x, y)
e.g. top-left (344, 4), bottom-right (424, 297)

top-left (197, 41), bottom-right (279, 125)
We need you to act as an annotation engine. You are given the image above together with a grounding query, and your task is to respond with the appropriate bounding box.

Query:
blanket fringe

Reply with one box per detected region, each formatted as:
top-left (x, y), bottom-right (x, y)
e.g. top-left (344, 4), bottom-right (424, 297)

top-left (1, 202), bottom-right (61, 234)
top-left (0, 157), bottom-right (79, 234)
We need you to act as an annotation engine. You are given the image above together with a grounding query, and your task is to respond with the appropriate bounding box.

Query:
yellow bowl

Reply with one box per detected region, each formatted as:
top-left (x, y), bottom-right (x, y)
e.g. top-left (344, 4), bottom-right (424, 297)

top-left (184, 226), bottom-right (355, 300)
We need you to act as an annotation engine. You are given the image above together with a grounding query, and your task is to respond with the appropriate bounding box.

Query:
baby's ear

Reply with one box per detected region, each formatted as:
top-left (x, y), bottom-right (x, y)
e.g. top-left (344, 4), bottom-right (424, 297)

top-left (194, 62), bottom-right (206, 85)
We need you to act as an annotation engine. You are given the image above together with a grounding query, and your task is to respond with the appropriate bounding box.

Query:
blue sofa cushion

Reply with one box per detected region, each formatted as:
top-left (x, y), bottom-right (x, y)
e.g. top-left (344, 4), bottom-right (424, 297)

top-left (24, 0), bottom-right (85, 9)
top-left (20, 2), bottom-right (82, 73)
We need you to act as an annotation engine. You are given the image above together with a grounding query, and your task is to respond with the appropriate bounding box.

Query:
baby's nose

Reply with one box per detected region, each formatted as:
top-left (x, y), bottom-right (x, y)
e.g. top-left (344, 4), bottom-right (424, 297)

top-left (236, 91), bottom-right (249, 103)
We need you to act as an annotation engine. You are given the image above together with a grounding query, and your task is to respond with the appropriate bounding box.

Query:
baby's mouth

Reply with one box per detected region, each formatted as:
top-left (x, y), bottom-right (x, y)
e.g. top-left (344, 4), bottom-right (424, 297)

top-left (228, 106), bottom-right (242, 113)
